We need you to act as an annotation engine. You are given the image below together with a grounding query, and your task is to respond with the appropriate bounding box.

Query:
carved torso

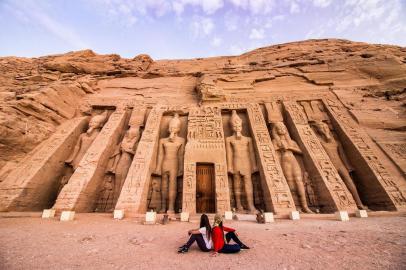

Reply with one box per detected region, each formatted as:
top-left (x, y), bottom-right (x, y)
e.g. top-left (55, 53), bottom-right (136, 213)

top-left (160, 137), bottom-right (185, 174)
top-left (227, 135), bottom-right (253, 176)
top-left (71, 130), bottom-right (100, 169)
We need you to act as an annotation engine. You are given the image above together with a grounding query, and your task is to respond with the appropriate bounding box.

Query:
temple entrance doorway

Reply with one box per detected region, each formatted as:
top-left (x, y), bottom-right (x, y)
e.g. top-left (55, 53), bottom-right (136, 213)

top-left (196, 163), bottom-right (216, 213)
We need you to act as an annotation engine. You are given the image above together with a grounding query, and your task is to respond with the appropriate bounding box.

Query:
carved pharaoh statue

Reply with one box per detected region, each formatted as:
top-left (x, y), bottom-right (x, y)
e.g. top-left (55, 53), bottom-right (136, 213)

top-left (65, 111), bottom-right (108, 170)
top-left (60, 111), bottom-right (108, 192)
top-left (311, 120), bottom-right (367, 210)
top-left (155, 113), bottom-right (185, 214)
top-left (107, 126), bottom-right (141, 202)
top-left (226, 110), bottom-right (258, 213)
top-left (271, 122), bottom-right (313, 213)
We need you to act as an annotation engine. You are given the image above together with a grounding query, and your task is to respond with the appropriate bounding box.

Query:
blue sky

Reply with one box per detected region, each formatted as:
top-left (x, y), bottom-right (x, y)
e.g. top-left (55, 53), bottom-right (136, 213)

top-left (1, 0), bottom-right (405, 59)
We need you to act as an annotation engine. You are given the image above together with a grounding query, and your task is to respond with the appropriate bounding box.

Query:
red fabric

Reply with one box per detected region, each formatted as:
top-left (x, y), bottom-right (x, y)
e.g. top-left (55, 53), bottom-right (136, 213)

top-left (212, 226), bottom-right (235, 252)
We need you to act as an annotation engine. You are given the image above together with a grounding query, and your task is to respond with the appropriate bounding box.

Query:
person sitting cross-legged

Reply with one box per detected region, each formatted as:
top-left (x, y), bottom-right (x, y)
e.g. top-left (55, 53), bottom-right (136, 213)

top-left (178, 214), bottom-right (212, 253)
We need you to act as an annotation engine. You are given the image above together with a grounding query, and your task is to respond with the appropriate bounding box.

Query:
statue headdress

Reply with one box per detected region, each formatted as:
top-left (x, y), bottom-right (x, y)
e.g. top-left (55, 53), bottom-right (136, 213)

top-left (230, 110), bottom-right (242, 127)
top-left (91, 110), bottom-right (108, 126)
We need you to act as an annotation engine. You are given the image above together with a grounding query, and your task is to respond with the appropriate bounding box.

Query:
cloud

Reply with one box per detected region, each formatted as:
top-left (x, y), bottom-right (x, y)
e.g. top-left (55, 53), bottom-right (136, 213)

top-left (249, 28), bottom-right (265, 40)
top-left (211, 37), bottom-right (222, 47)
top-left (3, 0), bottom-right (88, 49)
top-left (311, 0), bottom-right (332, 8)
top-left (172, 0), bottom-right (224, 15)
top-left (190, 16), bottom-right (214, 38)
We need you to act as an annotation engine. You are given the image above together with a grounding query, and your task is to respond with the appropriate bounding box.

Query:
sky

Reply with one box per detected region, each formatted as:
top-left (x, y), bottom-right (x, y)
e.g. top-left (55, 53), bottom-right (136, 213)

top-left (1, 0), bottom-right (405, 59)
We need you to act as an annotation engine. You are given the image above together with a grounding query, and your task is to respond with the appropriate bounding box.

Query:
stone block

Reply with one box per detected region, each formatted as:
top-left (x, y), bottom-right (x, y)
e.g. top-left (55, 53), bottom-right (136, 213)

top-left (335, 211), bottom-right (349, 221)
top-left (180, 212), bottom-right (189, 222)
top-left (289, 211), bottom-right (300, 220)
top-left (224, 211), bottom-right (233, 220)
top-left (355, 210), bottom-right (368, 218)
top-left (60, 211), bottom-right (75, 221)
top-left (264, 212), bottom-right (274, 223)
top-left (113, 209), bottom-right (124, 220)
top-left (42, 209), bottom-right (56, 218)
top-left (145, 211), bottom-right (156, 225)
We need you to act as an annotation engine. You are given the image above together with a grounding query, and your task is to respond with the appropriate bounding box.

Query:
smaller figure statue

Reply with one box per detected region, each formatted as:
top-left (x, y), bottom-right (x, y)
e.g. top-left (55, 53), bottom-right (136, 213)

top-left (148, 177), bottom-right (162, 212)
top-left (303, 172), bottom-right (318, 210)
top-left (226, 110), bottom-right (258, 213)
top-left (107, 126), bottom-right (140, 203)
top-left (65, 111), bottom-right (108, 170)
top-left (154, 113), bottom-right (185, 214)
top-left (311, 120), bottom-right (367, 210)
top-left (272, 122), bottom-right (313, 213)
top-left (96, 174), bottom-right (114, 212)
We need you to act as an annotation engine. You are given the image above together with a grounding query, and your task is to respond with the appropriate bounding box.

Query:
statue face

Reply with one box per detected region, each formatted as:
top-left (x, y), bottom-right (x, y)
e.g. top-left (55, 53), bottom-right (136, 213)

top-left (315, 121), bottom-right (332, 141)
top-left (168, 125), bottom-right (180, 141)
top-left (275, 123), bottom-right (287, 135)
top-left (87, 117), bottom-right (103, 133)
top-left (126, 127), bottom-right (139, 139)
top-left (232, 121), bottom-right (242, 133)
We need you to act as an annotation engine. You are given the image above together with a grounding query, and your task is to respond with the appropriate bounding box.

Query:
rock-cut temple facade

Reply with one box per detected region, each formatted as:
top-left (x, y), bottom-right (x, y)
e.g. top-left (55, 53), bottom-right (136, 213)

top-left (0, 39), bottom-right (405, 217)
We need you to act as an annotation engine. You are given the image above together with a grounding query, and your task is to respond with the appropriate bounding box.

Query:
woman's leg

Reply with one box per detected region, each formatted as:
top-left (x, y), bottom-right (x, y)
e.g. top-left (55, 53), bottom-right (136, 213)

top-left (219, 244), bottom-right (241, 254)
top-left (225, 232), bottom-right (243, 246)
top-left (184, 234), bottom-right (210, 251)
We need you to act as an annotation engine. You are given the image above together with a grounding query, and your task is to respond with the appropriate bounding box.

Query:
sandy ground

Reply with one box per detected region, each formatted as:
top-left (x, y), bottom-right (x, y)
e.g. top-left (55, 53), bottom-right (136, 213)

top-left (0, 214), bottom-right (405, 270)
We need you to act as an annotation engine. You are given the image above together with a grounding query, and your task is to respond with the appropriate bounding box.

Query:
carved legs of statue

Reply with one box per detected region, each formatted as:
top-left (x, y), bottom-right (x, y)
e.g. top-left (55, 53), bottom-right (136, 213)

top-left (160, 172), bottom-right (177, 214)
top-left (243, 175), bottom-right (256, 213)
top-left (113, 152), bottom-right (132, 203)
top-left (294, 175), bottom-right (313, 213)
top-left (338, 169), bottom-right (367, 210)
top-left (233, 174), bottom-right (244, 211)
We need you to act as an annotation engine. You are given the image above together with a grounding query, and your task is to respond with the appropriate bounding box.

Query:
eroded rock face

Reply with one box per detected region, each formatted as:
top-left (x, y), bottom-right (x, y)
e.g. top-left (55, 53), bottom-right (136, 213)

top-left (0, 39), bottom-right (405, 215)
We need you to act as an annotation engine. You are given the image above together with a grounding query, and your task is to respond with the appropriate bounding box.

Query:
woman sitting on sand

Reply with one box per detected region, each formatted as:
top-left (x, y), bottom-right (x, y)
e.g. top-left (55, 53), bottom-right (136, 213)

top-left (178, 214), bottom-right (212, 253)
top-left (211, 214), bottom-right (249, 256)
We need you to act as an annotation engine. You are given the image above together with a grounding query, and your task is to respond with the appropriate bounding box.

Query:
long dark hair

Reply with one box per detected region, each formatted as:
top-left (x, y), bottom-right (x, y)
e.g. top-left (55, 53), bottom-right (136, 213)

top-left (200, 214), bottom-right (212, 240)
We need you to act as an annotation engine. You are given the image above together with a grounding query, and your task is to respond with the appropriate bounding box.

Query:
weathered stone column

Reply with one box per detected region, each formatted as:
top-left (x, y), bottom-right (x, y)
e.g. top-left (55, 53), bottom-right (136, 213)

top-left (0, 117), bottom-right (88, 211)
top-left (115, 106), bottom-right (164, 214)
top-left (53, 109), bottom-right (128, 212)
top-left (323, 98), bottom-right (406, 210)
top-left (246, 103), bottom-right (296, 214)
top-left (283, 101), bottom-right (358, 212)
top-left (182, 106), bottom-right (230, 214)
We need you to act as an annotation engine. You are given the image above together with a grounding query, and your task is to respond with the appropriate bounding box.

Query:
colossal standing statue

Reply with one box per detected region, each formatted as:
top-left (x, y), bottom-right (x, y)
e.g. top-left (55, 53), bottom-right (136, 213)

top-left (65, 111), bottom-right (108, 170)
top-left (226, 110), bottom-right (258, 213)
top-left (311, 120), bottom-right (367, 210)
top-left (271, 122), bottom-right (313, 213)
top-left (107, 126), bottom-right (140, 202)
top-left (59, 111), bottom-right (108, 193)
top-left (155, 113), bottom-right (185, 214)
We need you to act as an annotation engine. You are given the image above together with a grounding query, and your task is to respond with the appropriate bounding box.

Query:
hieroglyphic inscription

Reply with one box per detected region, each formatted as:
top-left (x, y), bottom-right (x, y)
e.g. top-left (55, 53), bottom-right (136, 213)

top-left (283, 101), bottom-right (357, 211)
top-left (378, 143), bottom-right (406, 176)
top-left (0, 117), bottom-right (89, 211)
top-left (245, 103), bottom-right (296, 213)
top-left (324, 99), bottom-right (406, 208)
top-left (115, 106), bottom-right (164, 214)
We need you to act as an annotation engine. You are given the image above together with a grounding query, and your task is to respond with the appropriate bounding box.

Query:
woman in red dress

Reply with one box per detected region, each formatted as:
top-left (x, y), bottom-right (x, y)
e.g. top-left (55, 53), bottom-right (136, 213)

top-left (211, 214), bottom-right (249, 256)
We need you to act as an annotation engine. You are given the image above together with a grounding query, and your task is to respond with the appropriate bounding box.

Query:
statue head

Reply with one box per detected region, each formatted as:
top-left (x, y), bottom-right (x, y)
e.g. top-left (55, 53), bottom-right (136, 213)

top-left (312, 121), bottom-right (332, 142)
top-left (126, 126), bottom-right (140, 140)
top-left (168, 113), bottom-right (181, 141)
top-left (87, 111), bottom-right (108, 134)
top-left (230, 110), bottom-right (243, 138)
top-left (273, 122), bottom-right (288, 136)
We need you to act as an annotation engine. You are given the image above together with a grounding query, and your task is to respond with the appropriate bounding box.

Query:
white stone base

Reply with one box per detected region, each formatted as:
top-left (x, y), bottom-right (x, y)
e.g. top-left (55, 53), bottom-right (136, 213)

top-left (224, 211), bottom-right (233, 220)
top-left (42, 209), bottom-right (55, 219)
top-left (180, 212), bottom-right (189, 222)
top-left (145, 211), bottom-right (156, 225)
top-left (60, 211), bottom-right (75, 221)
top-left (355, 210), bottom-right (368, 218)
top-left (264, 212), bottom-right (274, 223)
top-left (289, 211), bottom-right (300, 220)
top-left (335, 211), bottom-right (349, 221)
top-left (113, 209), bottom-right (125, 220)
